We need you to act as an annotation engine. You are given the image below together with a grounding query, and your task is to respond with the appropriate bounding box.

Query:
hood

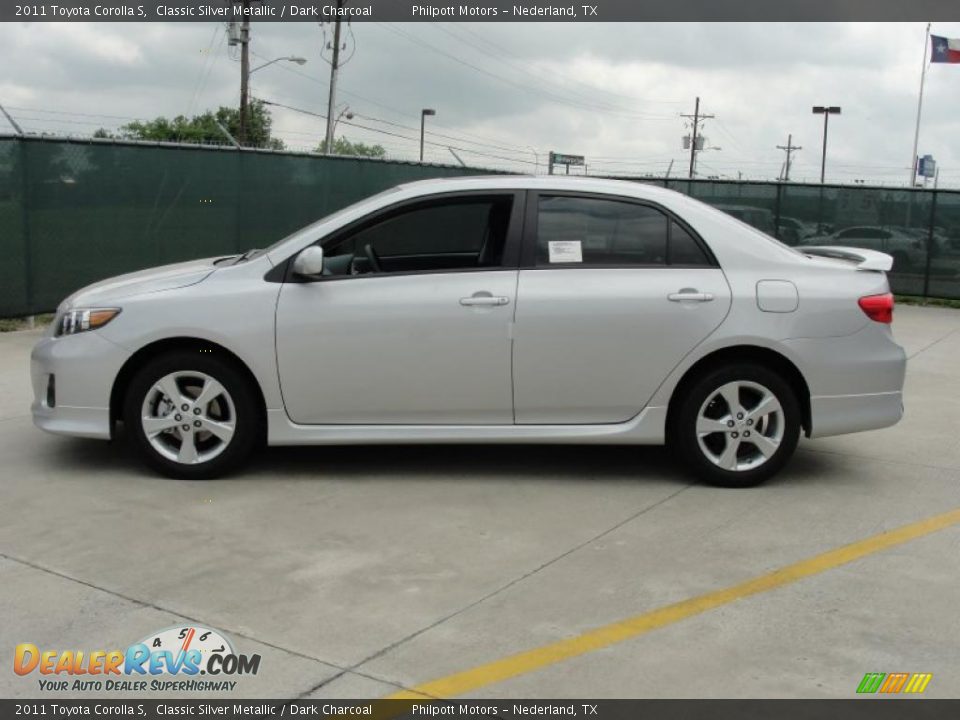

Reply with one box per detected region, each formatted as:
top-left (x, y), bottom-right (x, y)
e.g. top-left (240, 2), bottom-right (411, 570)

top-left (60, 257), bottom-right (221, 309)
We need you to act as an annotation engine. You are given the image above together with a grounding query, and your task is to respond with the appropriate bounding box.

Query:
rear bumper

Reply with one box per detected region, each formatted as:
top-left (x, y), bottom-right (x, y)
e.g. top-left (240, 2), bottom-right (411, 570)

top-left (808, 391), bottom-right (903, 438)
top-left (784, 323), bottom-right (906, 439)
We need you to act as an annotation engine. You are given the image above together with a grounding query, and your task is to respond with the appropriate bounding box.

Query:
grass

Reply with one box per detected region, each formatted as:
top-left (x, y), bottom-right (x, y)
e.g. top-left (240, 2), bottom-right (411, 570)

top-left (895, 295), bottom-right (960, 309)
top-left (0, 314), bottom-right (54, 332)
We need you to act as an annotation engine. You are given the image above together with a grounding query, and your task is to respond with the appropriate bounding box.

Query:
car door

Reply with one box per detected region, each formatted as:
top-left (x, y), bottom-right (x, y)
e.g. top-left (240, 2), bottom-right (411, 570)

top-left (512, 192), bottom-right (731, 425)
top-left (275, 192), bottom-right (523, 425)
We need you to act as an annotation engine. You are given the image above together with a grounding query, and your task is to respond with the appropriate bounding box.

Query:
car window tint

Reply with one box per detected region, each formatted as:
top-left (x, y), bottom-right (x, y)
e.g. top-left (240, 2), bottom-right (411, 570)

top-left (670, 221), bottom-right (712, 266)
top-left (325, 196), bottom-right (513, 274)
top-left (537, 196), bottom-right (667, 266)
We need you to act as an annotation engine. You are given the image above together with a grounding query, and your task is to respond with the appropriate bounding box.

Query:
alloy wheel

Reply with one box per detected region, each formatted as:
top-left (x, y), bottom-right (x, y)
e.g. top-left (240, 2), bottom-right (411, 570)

top-left (695, 380), bottom-right (784, 472)
top-left (140, 371), bottom-right (237, 465)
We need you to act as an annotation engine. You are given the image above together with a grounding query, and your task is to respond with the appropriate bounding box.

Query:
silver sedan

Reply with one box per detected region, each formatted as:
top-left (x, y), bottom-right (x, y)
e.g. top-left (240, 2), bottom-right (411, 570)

top-left (31, 177), bottom-right (906, 487)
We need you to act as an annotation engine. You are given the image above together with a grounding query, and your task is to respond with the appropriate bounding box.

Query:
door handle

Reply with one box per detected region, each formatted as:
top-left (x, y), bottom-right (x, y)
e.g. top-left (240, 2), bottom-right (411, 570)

top-left (667, 291), bottom-right (714, 303)
top-left (460, 294), bottom-right (510, 307)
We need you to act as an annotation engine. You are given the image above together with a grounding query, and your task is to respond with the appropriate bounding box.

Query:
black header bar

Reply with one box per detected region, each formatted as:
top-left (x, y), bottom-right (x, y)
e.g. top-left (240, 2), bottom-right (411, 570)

top-left (4, 0), bottom-right (960, 22)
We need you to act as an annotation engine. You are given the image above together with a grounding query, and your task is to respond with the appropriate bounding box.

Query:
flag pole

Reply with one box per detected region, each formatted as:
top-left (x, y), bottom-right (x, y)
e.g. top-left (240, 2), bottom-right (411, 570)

top-left (909, 22), bottom-right (932, 187)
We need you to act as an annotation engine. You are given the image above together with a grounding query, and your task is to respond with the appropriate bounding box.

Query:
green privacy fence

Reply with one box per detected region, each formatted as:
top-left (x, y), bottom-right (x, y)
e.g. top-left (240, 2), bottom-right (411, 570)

top-left (2, 134), bottom-right (960, 317)
top-left (0, 135), bottom-right (502, 317)
top-left (647, 176), bottom-right (960, 300)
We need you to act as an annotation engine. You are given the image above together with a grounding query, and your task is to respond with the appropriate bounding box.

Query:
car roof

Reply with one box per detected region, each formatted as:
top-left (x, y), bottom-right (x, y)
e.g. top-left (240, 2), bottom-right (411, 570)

top-left (396, 175), bottom-right (686, 204)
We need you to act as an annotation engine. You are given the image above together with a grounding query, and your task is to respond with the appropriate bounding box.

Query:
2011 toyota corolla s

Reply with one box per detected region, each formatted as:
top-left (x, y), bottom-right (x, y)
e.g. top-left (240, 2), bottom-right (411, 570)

top-left (31, 177), bottom-right (906, 487)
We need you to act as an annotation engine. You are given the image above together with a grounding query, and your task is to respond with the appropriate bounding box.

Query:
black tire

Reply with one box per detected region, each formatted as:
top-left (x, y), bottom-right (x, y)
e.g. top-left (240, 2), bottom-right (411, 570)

top-left (123, 350), bottom-right (261, 479)
top-left (670, 363), bottom-right (801, 488)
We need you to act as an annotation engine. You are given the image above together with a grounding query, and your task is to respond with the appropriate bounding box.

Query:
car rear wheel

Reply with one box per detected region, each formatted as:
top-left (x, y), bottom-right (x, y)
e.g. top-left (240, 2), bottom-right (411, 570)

top-left (672, 364), bottom-right (801, 488)
top-left (123, 351), bottom-right (260, 479)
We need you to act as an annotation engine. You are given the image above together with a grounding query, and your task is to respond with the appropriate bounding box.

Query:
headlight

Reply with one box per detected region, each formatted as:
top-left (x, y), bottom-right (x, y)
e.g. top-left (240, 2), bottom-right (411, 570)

top-left (56, 308), bottom-right (121, 337)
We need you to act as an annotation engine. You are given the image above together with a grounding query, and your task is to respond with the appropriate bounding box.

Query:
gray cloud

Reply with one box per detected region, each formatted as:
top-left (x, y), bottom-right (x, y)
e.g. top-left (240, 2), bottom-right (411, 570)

top-left (2, 21), bottom-right (959, 185)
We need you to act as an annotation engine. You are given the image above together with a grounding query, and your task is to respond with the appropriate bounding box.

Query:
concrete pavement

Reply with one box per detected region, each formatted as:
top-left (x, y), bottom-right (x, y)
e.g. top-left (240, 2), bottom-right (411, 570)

top-left (1, 305), bottom-right (958, 699)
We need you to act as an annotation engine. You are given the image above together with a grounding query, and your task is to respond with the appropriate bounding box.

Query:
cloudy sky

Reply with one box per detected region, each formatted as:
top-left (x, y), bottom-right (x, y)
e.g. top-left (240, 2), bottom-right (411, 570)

top-left (2, 21), bottom-right (959, 186)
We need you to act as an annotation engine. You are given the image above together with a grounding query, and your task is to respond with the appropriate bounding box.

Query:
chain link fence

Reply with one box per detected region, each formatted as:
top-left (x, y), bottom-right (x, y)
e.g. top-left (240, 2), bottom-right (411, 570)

top-left (2, 135), bottom-right (959, 317)
top-left (653, 177), bottom-right (960, 300)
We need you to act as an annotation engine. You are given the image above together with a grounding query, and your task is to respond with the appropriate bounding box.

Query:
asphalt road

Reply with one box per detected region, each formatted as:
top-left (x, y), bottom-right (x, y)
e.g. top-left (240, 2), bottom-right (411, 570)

top-left (1, 304), bottom-right (958, 699)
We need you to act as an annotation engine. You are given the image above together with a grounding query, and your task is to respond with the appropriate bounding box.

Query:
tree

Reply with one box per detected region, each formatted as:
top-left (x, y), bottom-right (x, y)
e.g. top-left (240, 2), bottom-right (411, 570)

top-left (106, 101), bottom-right (284, 149)
top-left (317, 136), bottom-right (386, 158)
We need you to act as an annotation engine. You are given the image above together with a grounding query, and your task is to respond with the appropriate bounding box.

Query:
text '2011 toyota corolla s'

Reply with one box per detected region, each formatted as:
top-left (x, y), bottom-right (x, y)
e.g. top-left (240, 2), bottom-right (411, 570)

top-left (31, 177), bottom-right (906, 487)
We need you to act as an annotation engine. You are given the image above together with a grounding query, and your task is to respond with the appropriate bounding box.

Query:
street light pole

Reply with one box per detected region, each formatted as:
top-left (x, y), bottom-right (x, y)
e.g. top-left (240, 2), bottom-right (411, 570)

top-left (329, 106), bottom-right (354, 151)
top-left (249, 56), bottom-right (307, 75)
top-left (420, 108), bottom-right (436, 163)
top-left (812, 105), bottom-right (841, 184)
top-left (527, 146), bottom-right (540, 174)
top-left (240, 54), bottom-right (306, 147)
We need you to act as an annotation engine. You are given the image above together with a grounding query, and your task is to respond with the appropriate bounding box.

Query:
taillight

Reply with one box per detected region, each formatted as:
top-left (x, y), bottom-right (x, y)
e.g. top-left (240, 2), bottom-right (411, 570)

top-left (858, 293), bottom-right (894, 324)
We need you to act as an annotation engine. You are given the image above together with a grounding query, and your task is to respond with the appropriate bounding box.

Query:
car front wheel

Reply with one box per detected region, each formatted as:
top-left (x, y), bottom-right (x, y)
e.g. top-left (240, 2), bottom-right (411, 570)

top-left (123, 351), bottom-right (260, 479)
top-left (672, 364), bottom-right (801, 488)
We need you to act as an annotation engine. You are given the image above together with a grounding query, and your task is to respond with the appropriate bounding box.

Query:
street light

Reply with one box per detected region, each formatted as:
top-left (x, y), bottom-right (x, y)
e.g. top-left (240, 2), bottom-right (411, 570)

top-left (328, 105), bottom-right (354, 152)
top-left (249, 56), bottom-right (307, 75)
top-left (240, 56), bottom-right (307, 146)
top-left (812, 106), bottom-right (841, 184)
top-left (527, 146), bottom-right (540, 174)
top-left (420, 108), bottom-right (436, 163)
top-left (692, 145), bottom-right (721, 176)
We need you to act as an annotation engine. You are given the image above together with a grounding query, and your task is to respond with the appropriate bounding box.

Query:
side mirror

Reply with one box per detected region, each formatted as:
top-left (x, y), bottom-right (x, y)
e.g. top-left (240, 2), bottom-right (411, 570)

top-left (292, 246), bottom-right (324, 278)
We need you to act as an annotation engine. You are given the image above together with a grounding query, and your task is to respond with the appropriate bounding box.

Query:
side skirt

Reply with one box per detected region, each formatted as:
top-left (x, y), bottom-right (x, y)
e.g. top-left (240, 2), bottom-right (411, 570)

top-left (265, 407), bottom-right (667, 446)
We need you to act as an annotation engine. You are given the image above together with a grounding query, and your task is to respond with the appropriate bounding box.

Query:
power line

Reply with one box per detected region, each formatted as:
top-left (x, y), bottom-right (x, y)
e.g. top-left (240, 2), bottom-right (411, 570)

top-left (431, 24), bottom-right (679, 118)
top-left (377, 23), bottom-right (675, 122)
top-left (453, 24), bottom-right (684, 108)
top-left (248, 49), bottom-right (545, 156)
top-left (259, 97), bottom-right (539, 167)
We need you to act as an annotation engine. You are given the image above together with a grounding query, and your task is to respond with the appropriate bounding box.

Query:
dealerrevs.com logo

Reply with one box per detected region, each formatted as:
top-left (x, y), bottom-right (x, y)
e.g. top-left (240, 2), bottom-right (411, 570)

top-left (14, 625), bottom-right (261, 693)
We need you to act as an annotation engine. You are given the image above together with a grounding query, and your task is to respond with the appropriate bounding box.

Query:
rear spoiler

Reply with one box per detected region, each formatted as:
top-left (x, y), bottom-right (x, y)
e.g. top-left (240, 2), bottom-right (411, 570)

top-left (800, 246), bottom-right (893, 272)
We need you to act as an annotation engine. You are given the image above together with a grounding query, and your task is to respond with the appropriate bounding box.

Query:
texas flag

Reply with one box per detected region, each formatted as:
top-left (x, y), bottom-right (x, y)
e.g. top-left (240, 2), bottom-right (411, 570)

top-left (931, 35), bottom-right (960, 63)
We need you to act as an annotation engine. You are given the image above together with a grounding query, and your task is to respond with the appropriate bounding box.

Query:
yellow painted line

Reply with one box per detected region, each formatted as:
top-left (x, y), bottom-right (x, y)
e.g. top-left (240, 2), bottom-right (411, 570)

top-left (388, 507), bottom-right (960, 700)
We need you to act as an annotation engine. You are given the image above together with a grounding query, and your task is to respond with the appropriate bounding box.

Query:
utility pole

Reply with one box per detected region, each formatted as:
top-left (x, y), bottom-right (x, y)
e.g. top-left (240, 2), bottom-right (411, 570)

top-left (237, 1), bottom-right (251, 146)
top-left (0, 102), bottom-right (24, 135)
top-left (776, 134), bottom-right (802, 181)
top-left (323, 0), bottom-right (345, 154)
top-left (681, 97), bottom-right (714, 179)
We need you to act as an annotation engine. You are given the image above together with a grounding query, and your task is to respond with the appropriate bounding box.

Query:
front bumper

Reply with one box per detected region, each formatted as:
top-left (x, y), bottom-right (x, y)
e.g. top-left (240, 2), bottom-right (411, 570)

top-left (31, 331), bottom-right (130, 440)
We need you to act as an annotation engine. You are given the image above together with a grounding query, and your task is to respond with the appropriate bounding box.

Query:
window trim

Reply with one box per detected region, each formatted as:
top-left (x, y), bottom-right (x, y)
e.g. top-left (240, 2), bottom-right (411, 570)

top-left (271, 190), bottom-right (526, 284)
top-left (520, 190), bottom-right (719, 270)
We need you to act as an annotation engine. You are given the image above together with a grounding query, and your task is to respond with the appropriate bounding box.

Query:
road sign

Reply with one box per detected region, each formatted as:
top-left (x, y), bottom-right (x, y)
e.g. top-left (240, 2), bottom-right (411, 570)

top-left (550, 152), bottom-right (585, 166)
top-left (917, 154), bottom-right (936, 179)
